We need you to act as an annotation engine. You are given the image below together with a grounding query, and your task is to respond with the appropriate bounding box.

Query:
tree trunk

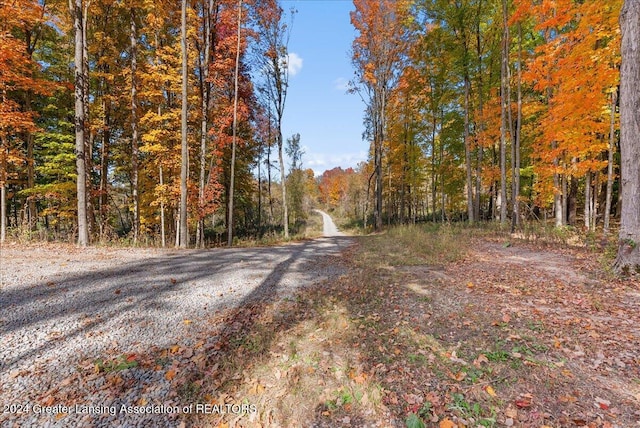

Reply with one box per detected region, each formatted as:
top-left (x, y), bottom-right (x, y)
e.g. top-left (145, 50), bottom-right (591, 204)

top-left (562, 173), bottom-right (568, 224)
top-left (615, 0), bottom-right (640, 273)
top-left (267, 124), bottom-right (273, 223)
top-left (25, 96), bottom-right (36, 229)
top-left (99, 96), bottom-right (110, 239)
top-left (1, 134), bottom-right (7, 244)
top-left (499, 0), bottom-right (509, 224)
top-left (227, 0), bottom-right (242, 246)
top-left (512, 22), bottom-right (523, 232)
top-left (440, 108), bottom-right (446, 222)
top-left (474, 0), bottom-right (484, 221)
top-left (160, 165), bottom-right (166, 248)
top-left (257, 157), bottom-right (262, 231)
top-left (568, 175), bottom-right (578, 225)
top-left (553, 162), bottom-right (563, 227)
top-left (24, 30), bottom-right (37, 229)
top-left (179, 0), bottom-right (189, 248)
top-left (374, 124), bottom-right (383, 230)
top-left (464, 76), bottom-right (475, 222)
top-left (592, 171), bottom-right (599, 232)
top-left (604, 89), bottom-right (617, 235)
top-left (1, 180), bottom-right (5, 244)
top-left (130, 8), bottom-right (140, 245)
top-left (278, 129), bottom-right (288, 238)
top-left (73, 0), bottom-right (88, 247)
top-left (585, 172), bottom-right (591, 229)
top-left (431, 115), bottom-right (437, 219)
top-left (197, 0), bottom-right (213, 249)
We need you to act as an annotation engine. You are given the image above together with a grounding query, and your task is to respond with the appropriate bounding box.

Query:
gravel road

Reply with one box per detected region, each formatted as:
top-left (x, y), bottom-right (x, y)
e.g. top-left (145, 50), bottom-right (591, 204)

top-left (313, 210), bottom-right (345, 237)
top-left (0, 212), bottom-right (351, 427)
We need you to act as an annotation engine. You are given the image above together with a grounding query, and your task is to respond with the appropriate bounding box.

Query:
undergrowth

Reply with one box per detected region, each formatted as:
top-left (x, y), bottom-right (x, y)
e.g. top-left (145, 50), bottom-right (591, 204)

top-left (356, 224), bottom-right (467, 267)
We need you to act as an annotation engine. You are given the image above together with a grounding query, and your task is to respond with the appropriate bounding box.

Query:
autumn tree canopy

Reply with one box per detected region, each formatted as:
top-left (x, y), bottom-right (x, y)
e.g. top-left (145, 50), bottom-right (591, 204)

top-left (0, 0), bottom-right (629, 249)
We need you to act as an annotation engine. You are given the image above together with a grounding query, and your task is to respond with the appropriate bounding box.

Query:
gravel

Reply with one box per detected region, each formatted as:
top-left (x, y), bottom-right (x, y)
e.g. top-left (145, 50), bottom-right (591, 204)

top-left (314, 210), bottom-right (345, 237)
top-left (0, 214), bottom-right (351, 427)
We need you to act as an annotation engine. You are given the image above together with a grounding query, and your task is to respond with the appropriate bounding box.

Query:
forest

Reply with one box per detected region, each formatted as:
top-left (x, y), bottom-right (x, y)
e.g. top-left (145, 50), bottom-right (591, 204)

top-left (0, 0), bottom-right (622, 246)
top-left (0, 0), bottom-right (635, 262)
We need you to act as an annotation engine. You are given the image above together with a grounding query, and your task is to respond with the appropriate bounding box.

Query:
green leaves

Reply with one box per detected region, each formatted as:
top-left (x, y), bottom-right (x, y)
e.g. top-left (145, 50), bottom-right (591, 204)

top-left (405, 413), bottom-right (426, 428)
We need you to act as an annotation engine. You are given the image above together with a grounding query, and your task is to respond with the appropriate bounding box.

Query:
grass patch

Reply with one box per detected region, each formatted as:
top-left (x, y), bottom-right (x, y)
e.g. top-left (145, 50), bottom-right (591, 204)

top-left (93, 354), bottom-right (138, 373)
top-left (449, 393), bottom-right (497, 426)
top-left (357, 224), bottom-right (467, 267)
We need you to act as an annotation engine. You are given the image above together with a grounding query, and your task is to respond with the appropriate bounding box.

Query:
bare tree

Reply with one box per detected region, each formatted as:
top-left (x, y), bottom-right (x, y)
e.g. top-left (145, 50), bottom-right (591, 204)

top-left (256, 3), bottom-right (294, 238)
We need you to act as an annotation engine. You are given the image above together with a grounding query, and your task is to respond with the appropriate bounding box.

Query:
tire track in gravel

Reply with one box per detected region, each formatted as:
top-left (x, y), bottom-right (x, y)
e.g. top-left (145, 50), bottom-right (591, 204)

top-left (0, 227), bottom-right (352, 427)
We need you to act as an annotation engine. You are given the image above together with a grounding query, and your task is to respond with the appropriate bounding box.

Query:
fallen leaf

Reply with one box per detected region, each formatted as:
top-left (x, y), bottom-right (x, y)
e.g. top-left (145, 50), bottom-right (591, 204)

top-left (561, 369), bottom-right (574, 378)
top-left (485, 385), bottom-right (497, 397)
top-left (165, 369), bottom-right (176, 381)
top-left (514, 393), bottom-right (533, 409)
top-left (439, 418), bottom-right (457, 428)
top-left (504, 407), bottom-right (518, 418)
top-left (559, 395), bottom-right (577, 403)
top-left (473, 354), bottom-right (489, 367)
top-left (595, 397), bottom-right (611, 410)
top-left (40, 396), bottom-right (55, 406)
top-left (449, 371), bottom-right (466, 381)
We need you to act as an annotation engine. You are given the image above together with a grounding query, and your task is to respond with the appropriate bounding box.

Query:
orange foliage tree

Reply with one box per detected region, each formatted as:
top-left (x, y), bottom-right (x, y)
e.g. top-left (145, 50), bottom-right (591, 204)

top-left (0, 0), bottom-right (51, 242)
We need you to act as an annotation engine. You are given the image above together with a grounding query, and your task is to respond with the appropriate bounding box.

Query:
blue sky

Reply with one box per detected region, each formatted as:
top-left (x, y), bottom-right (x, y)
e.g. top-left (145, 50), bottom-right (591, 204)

top-left (280, 0), bottom-right (368, 175)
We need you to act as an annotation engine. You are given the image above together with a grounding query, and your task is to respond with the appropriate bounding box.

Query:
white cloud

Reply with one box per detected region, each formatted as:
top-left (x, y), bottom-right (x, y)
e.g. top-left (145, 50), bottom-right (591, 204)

top-left (333, 77), bottom-right (350, 91)
top-left (286, 52), bottom-right (303, 77)
top-left (305, 151), bottom-right (368, 176)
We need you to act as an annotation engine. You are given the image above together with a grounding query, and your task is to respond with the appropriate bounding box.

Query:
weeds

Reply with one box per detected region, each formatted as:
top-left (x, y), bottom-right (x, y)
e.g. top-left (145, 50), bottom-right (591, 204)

top-left (93, 354), bottom-right (138, 373)
top-left (357, 224), bottom-right (467, 267)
